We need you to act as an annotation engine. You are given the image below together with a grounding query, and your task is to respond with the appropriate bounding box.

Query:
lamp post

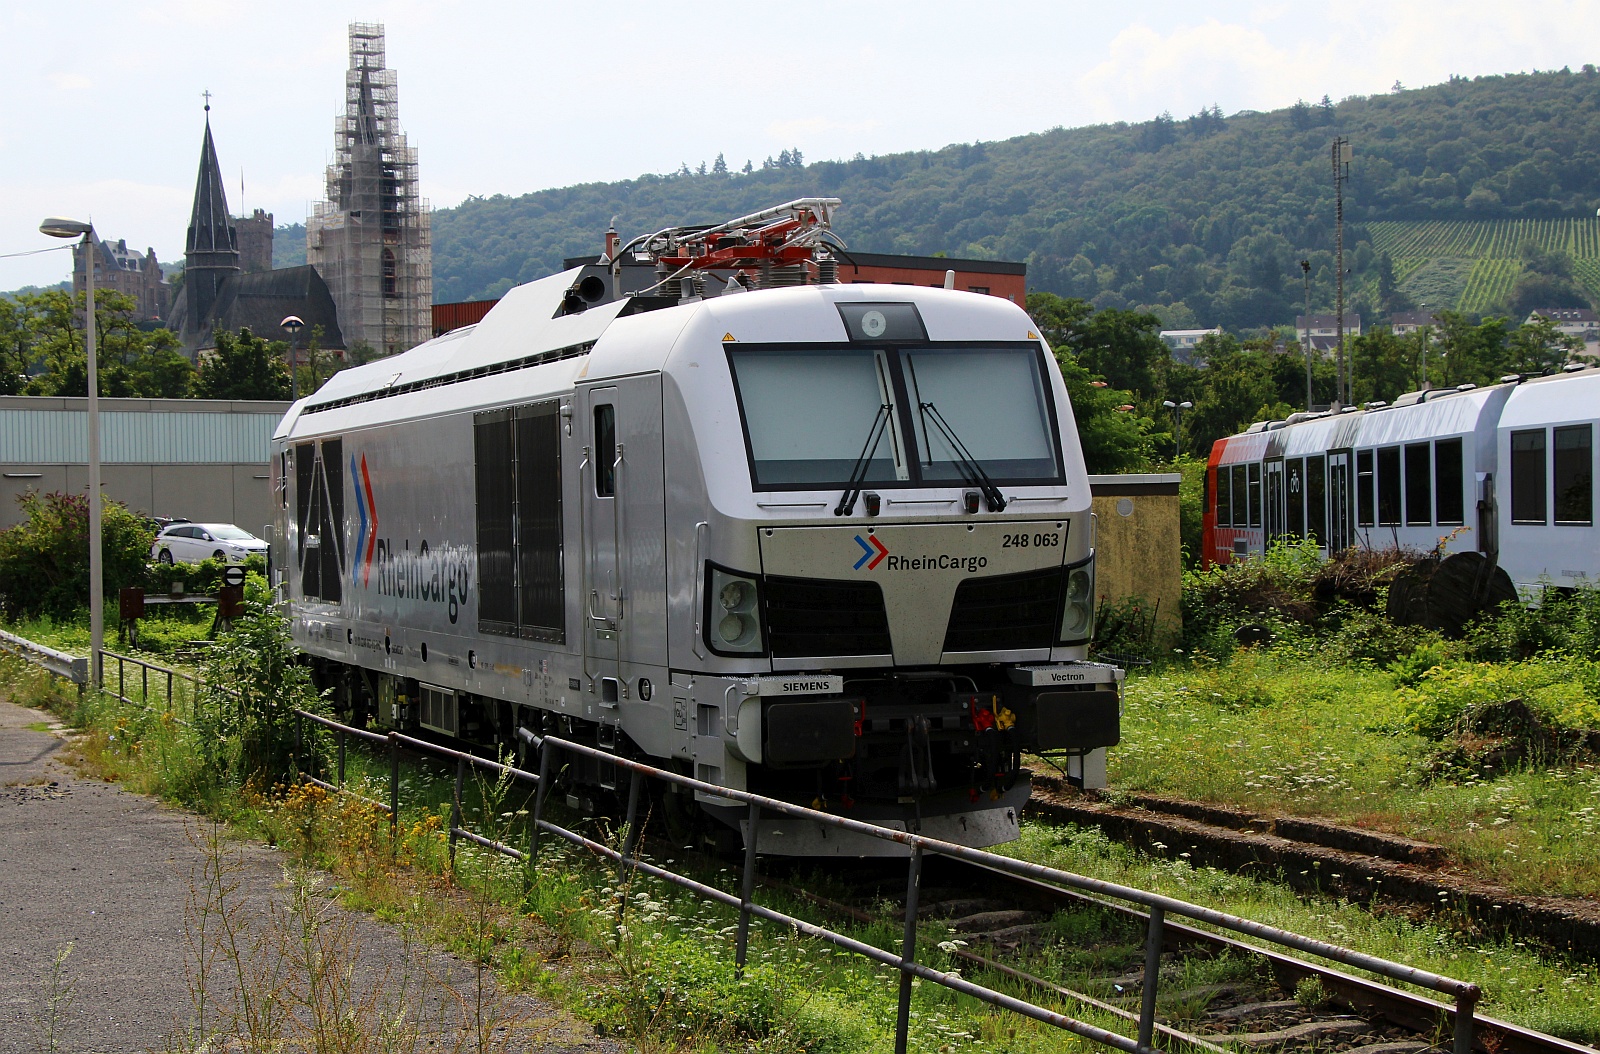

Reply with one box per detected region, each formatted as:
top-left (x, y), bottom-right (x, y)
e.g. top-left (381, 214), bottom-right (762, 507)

top-left (1162, 399), bottom-right (1193, 458)
top-left (1300, 259), bottom-right (1313, 410)
top-left (40, 217), bottom-right (102, 687)
top-left (281, 315), bottom-right (305, 400)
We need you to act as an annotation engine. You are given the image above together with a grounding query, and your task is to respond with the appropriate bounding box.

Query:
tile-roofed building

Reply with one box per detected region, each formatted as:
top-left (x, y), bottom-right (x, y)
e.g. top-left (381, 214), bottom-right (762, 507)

top-left (1388, 310), bottom-right (1440, 335)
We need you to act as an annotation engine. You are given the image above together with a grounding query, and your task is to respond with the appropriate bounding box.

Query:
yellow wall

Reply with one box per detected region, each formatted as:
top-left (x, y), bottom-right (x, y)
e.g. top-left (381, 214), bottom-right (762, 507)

top-left (1089, 475), bottom-right (1183, 648)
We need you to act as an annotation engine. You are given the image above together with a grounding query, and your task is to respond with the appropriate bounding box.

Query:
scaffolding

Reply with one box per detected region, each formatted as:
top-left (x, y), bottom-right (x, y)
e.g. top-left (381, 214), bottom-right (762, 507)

top-left (307, 22), bottom-right (433, 357)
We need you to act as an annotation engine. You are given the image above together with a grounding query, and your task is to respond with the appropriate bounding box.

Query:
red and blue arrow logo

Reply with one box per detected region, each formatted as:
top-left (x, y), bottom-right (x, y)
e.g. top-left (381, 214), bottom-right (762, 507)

top-left (853, 533), bottom-right (889, 570)
top-left (351, 454), bottom-right (379, 586)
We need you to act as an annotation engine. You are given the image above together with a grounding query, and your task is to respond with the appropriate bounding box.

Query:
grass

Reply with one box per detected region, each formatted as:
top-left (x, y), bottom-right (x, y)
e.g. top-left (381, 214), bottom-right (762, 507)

top-left (1106, 647), bottom-right (1600, 898)
top-left (7, 646), bottom-right (1600, 1049)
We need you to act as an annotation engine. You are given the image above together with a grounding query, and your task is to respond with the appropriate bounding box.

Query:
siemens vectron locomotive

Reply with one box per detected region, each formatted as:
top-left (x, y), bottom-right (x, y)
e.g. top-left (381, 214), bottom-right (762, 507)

top-left (273, 199), bottom-right (1119, 854)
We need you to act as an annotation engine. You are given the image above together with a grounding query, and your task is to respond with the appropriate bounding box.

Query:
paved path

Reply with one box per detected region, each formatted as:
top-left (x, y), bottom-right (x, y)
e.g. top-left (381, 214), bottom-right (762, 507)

top-left (0, 697), bottom-right (621, 1053)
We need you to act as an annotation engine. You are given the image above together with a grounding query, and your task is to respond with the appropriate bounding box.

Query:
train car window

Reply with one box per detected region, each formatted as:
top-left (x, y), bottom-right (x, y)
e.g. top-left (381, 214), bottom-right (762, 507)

top-left (728, 347), bottom-right (906, 487)
top-left (1377, 447), bottom-right (1402, 526)
top-left (474, 410), bottom-right (519, 634)
top-left (1306, 455), bottom-right (1326, 545)
top-left (594, 404), bottom-right (617, 496)
top-left (319, 439), bottom-right (344, 603)
top-left (1435, 438), bottom-right (1464, 526)
top-left (1286, 458), bottom-right (1305, 537)
top-left (1404, 443), bottom-right (1432, 526)
top-left (1232, 465), bottom-right (1247, 526)
top-left (1510, 429), bottom-right (1548, 524)
top-left (904, 347), bottom-right (1060, 483)
top-left (1357, 449), bottom-right (1375, 527)
top-left (1247, 463), bottom-right (1261, 528)
top-left (516, 402), bottom-right (565, 641)
top-left (1554, 424), bottom-right (1593, 526)
top-left (1216, 465), bottom-right (1233, 527)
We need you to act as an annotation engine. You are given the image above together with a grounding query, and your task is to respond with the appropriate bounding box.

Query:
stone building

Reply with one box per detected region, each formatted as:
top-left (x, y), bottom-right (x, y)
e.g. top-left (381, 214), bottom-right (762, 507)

top-left (236, 208), bottom-right (274, 273)
top-left (306, 23), bottom-right (433, 357)
top-left (72, 238), bottom-right (169, 322)
top-left (166, 110), bottom-right (343, 360)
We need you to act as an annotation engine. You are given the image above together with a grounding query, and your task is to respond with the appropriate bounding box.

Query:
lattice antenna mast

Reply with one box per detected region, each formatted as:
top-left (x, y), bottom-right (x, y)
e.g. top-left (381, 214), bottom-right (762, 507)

top-left (1332, 137), bottom-right (1351, 407)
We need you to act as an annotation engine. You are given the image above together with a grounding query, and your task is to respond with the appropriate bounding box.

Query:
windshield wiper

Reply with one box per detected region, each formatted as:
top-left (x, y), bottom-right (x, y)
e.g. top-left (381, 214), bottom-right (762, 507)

top-left (835, 404), bottom-right (890, 516)
top-left (919, 401), bottom-right (1007, 511)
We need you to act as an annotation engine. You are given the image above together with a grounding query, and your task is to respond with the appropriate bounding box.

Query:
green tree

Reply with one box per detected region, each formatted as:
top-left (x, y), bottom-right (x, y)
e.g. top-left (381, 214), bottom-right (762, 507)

top-left (1351, 327), bottom-right (1419, 403)
top-left (1435, 311), bottom-right (1512, 386)
top-left (1027, 292), bottom-right (1168, 396)
top-left (17, 288), bottom-right (193, 398)
top-left (1053, 354), bottom-right (1155, 472)
top-left (1506, 316), bottom-right (1581, 374)
top-left (0, 491), bottom-right (154, 618)
top-left (193, 328), bottom-right (292, 400)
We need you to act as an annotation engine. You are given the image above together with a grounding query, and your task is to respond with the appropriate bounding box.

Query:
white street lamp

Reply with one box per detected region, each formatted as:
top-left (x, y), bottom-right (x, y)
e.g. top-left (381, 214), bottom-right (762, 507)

top-left (281, 315), bottom-right (305, 400)
top-left (40, 217), bottom-right (102, 687)
top-left (1162, 399), bottom-right (1193, 458)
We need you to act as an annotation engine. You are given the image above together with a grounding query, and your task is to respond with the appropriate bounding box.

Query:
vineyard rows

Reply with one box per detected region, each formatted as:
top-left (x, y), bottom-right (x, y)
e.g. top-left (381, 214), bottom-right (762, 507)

top-left (1457, 259), bottom-right (1522, 314)
top-left (1368, 218), bottom-right (1600, 260)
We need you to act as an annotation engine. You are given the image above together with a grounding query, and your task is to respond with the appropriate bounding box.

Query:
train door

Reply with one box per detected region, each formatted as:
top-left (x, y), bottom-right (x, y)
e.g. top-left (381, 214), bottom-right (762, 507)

top-left (1326, 450), bottom-right (1353, 553)
top-left (1264, 458), bottom-right (1286, 545)
top-left (581, 378), bottom-right (667, 704)
top-left (585, 387), bottom-right (623, 689)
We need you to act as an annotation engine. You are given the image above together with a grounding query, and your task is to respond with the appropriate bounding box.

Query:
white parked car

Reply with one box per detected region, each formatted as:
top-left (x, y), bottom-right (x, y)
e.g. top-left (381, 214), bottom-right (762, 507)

top-left (150, 523), bottom-right (269, 565)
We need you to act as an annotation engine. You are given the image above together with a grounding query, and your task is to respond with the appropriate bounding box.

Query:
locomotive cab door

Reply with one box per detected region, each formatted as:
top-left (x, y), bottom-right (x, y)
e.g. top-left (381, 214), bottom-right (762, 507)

top-left (1326, 449), bottom-right (1354, 553)
top-left (580, 377), bottom-right (667, 706)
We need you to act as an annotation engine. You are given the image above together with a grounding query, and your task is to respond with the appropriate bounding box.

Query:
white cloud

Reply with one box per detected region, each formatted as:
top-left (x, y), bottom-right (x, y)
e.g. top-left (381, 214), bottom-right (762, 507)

top-left (47, 72), bottom-right (92, 91)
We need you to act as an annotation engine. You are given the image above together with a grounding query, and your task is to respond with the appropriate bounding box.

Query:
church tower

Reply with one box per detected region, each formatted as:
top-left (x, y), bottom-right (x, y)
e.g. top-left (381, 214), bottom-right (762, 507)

top-left (307, 23), bottom-right (433, 356)
top-left (184, 104), bottom-right (240, 328)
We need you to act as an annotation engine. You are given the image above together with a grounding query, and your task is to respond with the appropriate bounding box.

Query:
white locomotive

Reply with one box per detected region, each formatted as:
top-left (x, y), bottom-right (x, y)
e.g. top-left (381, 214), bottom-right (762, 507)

top-left (1205, 364), bottom-right (1599, 593)
top-left (272, 200), bottom-right (1118, 854)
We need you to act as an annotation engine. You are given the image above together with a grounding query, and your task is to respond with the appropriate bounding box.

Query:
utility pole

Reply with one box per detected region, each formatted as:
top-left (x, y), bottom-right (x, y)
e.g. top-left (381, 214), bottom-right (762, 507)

top-left (1332, 137), bottom-right (1351, 406)
top-left (1301, 259), bottom-right (1313, 410)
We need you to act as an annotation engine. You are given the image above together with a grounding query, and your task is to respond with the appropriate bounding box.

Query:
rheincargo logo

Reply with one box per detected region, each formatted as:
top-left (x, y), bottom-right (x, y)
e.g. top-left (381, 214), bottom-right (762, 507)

top-left (853, 534), bottom-right (889, 570)
top-left (884, 553), bottom-right (989, 572)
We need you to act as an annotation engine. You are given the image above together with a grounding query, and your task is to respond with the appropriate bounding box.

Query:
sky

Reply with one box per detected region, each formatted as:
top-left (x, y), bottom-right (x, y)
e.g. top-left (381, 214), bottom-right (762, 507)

top-left (3, 0), bottom-right (1599, 290)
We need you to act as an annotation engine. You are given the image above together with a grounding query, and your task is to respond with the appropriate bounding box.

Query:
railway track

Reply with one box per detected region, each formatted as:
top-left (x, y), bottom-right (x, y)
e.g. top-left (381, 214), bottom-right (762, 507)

top-left (757, 853), bottom-right (1597, 1054)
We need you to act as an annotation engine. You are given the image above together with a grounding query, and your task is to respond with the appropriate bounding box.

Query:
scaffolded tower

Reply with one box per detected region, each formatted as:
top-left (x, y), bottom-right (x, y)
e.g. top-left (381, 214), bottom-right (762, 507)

top-left (307, 23), bottom-right (432, 357)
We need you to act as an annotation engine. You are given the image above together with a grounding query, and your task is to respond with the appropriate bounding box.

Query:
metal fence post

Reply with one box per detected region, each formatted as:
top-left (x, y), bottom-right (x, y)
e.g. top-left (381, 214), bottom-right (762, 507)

top-left (613, 769), bottom-right (644, 942)
top-left (117, 654), bottom-right (124, 701)
top-left (894, 843), bottom-right (925, 1054)
top-left (1455, 988), bottom-right (1479, 1054)
top-left (388, 734), bottom-right (400, 851)
top-left (449, 757), bottom-right (466, 870)
top-left (166, 669), bottom-right (173, 715)
top-left (734, 802), bottom-right (761, 980)
top-left (1138, 905), bottom-right (1166, 1049)
top-left (142, 663), bottom-right (148, 707)
top-left (336, 728), bottom-right (346, 787)
top-left (529, 738), bottom-right (551, 863)
top-left (292, 710), bottom-right (302, 781)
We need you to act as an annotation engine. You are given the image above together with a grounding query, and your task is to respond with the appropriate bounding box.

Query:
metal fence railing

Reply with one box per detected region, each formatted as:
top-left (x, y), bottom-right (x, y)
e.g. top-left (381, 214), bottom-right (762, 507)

top-left (287, 706), bottom-right (1484, 1054)
top-left (4, 635), bottom-right (1488, 1054)
top-left (100, 647), bottom-right (204, 724)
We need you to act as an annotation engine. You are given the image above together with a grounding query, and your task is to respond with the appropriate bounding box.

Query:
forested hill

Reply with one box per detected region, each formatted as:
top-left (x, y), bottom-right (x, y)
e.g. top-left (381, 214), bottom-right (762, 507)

top-left (429, 67), bottom-right (1600, 330)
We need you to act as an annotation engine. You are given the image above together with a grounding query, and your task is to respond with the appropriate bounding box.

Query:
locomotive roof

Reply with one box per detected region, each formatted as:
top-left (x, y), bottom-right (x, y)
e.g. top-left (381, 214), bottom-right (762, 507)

top-left (278, 266), bottom-right (1041, 440)
top-left (1500, 365), bottom-right (1600, 429)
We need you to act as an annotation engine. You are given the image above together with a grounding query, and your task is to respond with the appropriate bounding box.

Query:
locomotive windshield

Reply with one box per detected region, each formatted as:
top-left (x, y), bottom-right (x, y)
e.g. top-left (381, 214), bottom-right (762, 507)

top-left (727, 343), bottom-right (1061, 489)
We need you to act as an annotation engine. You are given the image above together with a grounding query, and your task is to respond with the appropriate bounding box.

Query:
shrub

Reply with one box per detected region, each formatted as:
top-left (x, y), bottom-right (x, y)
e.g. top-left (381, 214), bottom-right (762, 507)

top-left (140, 553), bottom-right (267, 597)
top-left (193, 579), bottom-right (324, 785)
top-left (1397, 659), bottom-right (1600, 740)
top-left (1463, 585), bottom-right (1600, 662)
top-left (1323, 607), bottom-right (1444, 666)
top-left (0, 491), bottom-right (154, 618)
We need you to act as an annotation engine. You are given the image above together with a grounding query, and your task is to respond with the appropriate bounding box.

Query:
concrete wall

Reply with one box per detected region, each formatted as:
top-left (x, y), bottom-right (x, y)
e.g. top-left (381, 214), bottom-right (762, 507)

top-left (1089, 473), bottom-right (1183, 647)
top-left (0, 397), bottom-right (291, 533)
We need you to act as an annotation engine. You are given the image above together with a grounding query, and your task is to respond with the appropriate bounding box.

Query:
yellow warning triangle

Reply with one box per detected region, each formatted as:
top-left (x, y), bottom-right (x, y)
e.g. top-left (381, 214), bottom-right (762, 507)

top-left (1027, 330), bottom-right (1040, 340)
top-left (721, 332), bottom-right (737, 342)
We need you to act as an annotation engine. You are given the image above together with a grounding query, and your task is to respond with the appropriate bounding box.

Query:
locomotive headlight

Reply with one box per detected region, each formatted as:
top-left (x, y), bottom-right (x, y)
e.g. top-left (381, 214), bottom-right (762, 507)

top-left (1058, 555), bottom-right (1096, 645)
top-left (707, 567), bottom-right (764, 655)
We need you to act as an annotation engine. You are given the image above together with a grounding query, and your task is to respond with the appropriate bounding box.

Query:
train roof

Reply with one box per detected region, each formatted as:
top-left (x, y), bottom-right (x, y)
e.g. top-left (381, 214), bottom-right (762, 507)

top-left (1500, 365), bottom-right (1600, 430)
top-left (1213, 381), bottom-right (1516, 464)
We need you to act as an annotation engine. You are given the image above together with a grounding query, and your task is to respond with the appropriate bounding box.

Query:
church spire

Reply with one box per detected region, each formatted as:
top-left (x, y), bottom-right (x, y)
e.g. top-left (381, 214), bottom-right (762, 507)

top-left (184, 103), bottom-right (239, 327)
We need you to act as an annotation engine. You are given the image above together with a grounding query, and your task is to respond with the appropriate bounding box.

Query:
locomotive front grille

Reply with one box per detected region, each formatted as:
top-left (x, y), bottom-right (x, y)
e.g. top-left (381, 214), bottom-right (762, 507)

top-left (943, 566), bottom-right (1061, 651)
top-left (765, 575), bottom-right (892, 657)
